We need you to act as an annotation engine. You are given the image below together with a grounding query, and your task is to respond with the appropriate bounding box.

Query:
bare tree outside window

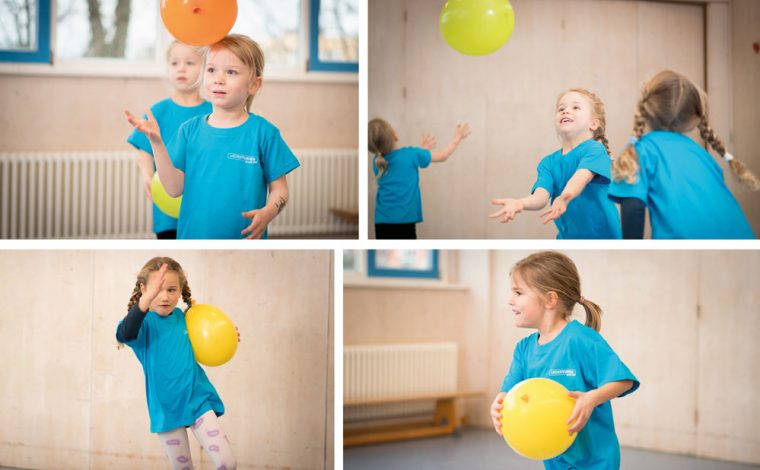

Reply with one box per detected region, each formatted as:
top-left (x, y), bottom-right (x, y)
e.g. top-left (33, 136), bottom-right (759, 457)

top-left (318, 0), bottom-right (357, 63)
top-left (0, 0), bottom-right (38, 51)
top-left (232, 0), bottom-right (300, 68)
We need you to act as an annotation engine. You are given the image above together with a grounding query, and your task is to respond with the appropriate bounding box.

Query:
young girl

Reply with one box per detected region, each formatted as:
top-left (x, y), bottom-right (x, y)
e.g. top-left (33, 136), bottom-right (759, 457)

top-left (489, 89), bottom-right (622, 239)
top-left (368, 118), bottom-right (471, 239)
top-left (609, 70), bottom-right (758, 239)
top-left (126, 34), bottom-right (300, 239)
top-left (126, 41), bottom-right (212, 240)
top-left (490, 251), bottom-right (638, 469)
top-left (115, 257), bottom-right (237, 470)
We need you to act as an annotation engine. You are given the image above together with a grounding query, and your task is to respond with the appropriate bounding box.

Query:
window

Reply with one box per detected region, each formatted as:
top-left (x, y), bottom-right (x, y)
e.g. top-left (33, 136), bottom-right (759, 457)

top-left (367, 250), bottom-right (440, 279)
top-left (0, 0), bottom-right (51, 62)
top-left (308, 0), bottom-right (357, 72)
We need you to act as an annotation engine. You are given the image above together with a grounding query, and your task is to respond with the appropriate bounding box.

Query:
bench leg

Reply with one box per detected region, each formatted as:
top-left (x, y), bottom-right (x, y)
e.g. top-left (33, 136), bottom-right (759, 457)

top-left (433, 397), bottom-right (459, 433)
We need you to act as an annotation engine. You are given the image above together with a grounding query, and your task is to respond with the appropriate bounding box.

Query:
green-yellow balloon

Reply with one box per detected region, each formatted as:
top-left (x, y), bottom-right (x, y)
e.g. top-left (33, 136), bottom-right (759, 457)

top-left (440, 0), bottom-right (515, 56)
top-left (150, 172), bottom-right (182, 219)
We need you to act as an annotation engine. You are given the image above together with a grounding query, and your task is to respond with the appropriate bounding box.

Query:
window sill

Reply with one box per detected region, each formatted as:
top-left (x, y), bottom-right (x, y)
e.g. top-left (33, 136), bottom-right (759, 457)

top-left (0, 61), bottom-right (358, 84)
top-left (344, 278), bottom-right (469, 291)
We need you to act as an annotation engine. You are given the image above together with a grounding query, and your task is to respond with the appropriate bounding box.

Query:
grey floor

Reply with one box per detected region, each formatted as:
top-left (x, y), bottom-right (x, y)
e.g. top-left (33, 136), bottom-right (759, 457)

top-left (344, 428), bottom-right (760, 470)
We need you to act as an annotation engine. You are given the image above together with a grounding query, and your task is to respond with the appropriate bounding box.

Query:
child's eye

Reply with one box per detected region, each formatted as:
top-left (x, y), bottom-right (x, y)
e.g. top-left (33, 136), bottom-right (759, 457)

top-left (206, 67), bottom-right (215, 73)
top-left (186, 61), bottom-right (195, 66)
top-left (227, 70), bottom-right (237, 76)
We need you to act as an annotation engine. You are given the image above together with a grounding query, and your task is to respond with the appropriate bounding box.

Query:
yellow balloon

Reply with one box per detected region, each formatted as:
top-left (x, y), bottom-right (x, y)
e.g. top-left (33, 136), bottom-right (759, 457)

top-left (440, 0), bottom-right (515, 56)
top-left (185, 303), bottom-right (238, 367)
top-left (500, 378), bottom-right (578, 460)
top-left (150, 172), bottom-right (182, 219)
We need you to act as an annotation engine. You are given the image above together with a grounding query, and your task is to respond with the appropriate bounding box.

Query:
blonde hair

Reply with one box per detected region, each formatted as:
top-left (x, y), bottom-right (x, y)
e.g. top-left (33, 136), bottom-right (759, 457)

top-left (126, 256), bottom-right (193, 313)
top-left (614, 70), bottom-right (759, 189)
top-left (205, 34), bottom-right (265, 112)
top-left (166, 41), bottom-right (205, 90)
top-left (368, 118), bottom-right (396, 179)
top-left (558, 88), bottom-right (611, 155)
top-left (511, 251), bottom-right (602, 332)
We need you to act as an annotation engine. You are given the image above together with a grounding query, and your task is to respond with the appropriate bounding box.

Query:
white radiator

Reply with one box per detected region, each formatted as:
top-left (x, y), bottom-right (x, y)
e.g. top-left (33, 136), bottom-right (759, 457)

top-left (344, 343), bottom-right (458, 423)
top-left (0, 149), bottom-right (357, 239)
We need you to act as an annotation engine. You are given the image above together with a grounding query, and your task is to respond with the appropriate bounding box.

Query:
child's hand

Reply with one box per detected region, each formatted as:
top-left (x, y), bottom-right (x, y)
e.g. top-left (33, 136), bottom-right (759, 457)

top-left (125, 109), bottom-right (163, 144)
top-left (454, 123), bottom-right (472, 143)
top-left (139, 263), bottom-right (168, 311)
top-left (566, 390), bottom-right (596, 434)
top-left (540, 193), bottom-right (571, 224)
top-left (241, 206), bottom-right (277, 239)
top-left (490, 392), bottom-right (507, 436)
top-left (236, 326), bottom-right (240, 343)
top-left (420, 132), bottom-right (437, 150)
top-left (489, 198), bottom-right (524, 223)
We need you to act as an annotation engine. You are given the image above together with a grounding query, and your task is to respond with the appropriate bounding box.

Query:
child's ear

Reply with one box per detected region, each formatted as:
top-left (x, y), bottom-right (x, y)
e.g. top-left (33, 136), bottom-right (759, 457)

top-left (589, 118), bottom-right (601, 132)
top-left (248, 76), bottom-right (263, 96)
top-left (544, 291), bottom-right (560, 310)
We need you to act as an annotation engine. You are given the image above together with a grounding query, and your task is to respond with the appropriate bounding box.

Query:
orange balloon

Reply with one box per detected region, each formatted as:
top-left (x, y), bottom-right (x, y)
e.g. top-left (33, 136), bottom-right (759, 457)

top-left (160, 0), bottom-right (238, 46)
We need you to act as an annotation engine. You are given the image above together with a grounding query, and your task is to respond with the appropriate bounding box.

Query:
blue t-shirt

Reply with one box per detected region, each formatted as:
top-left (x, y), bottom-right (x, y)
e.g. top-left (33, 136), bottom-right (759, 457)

top-left (373, 146), bottom-right (432, 224)
top-left (500, 320), bottom-right (639, 470)
top-left (608, 131), bottom-right (754, 239)
top-left (532, 139), bottom-right (622, 239)
top-left (116, 308), bottom-right (225, 433)
top-left (126, 98), bottom-right (212, 234)
top-left (169, 113), bottom-right (300, 239)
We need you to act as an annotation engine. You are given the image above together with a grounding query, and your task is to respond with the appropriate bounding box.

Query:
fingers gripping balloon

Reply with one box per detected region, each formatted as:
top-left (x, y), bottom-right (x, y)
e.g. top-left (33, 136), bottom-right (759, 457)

top-left (161, 0), bottom-right (238, 46)
top-left (500, 378), bottom-right (578, 460)
top-left (440, 0), bottom-right (515, 56)
top-left (185, 302), bottom-right (238, 366)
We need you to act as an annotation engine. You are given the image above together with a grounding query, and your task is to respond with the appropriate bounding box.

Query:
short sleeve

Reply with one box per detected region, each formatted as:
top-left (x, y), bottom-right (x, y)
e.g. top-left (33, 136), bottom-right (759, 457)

top-left (578, 142), bottom-right (612, 184)
top-left (169, 122), bottom-right (189, 172)
top-left (500, 342), bottom-right (527, 393)
top-left (416, 148), bottom-right (432, 169)
top-left (587, 338), bottom-right (639, 398)
top-left (260, 127), bottom-right (301, 183)
top-left (608, 143), bottom-right (650, 204)
top-left (126, 113), bottom-right (153, 156)
top-left (531, 157), bottom-right (555, 197)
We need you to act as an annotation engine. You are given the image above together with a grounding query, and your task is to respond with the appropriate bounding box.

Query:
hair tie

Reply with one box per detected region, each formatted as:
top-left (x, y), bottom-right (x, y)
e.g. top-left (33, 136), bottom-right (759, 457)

top-left (628, 136), bottom-right (639, 146)
top-left (724, 152), bottom-right (734, 162)
top-left (578, 296), bottom-right (585, 304)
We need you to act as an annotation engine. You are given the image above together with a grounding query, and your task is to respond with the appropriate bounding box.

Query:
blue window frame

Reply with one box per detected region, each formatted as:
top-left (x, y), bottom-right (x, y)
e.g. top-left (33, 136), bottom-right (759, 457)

top-left (309, 0), bottom-right (358, 72)
top-left (368, 250), bottom-right (440, 279)
top-left (0, 0), bottom-right (51, 63)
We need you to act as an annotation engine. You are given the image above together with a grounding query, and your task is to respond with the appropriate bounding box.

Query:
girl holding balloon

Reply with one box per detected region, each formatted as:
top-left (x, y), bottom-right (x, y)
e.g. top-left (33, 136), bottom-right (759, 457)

top-left (116, 257), bottom-right (238, 470)
top-left (126, 35), bottom-right (300, 239)
top-left (126, 41), bottom-right (211, 240)
top-left (489, 89), bottom-right (622, 239)
top-left (490, 251), bottom-right (638, 469)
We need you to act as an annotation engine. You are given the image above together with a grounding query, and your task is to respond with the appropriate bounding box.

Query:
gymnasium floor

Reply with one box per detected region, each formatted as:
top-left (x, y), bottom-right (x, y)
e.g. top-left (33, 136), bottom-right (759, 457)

top-left (344, 428), bottom-right (760, 470)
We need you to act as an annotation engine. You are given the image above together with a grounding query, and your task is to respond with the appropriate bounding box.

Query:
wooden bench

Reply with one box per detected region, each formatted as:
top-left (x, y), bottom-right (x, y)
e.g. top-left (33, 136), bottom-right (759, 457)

top-left (344, 390), bottom-right (483, 446)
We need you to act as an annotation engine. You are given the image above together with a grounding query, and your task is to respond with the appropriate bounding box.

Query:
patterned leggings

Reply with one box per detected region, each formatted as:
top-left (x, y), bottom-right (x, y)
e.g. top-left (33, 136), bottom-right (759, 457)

top-left (157, 410), bottom-right (236, 470)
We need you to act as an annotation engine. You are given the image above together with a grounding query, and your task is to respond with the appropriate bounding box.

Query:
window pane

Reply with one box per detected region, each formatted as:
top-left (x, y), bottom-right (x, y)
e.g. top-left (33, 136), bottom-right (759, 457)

top-left (56, 0), bottom-right (158, 59)
top-left (0, 0), bottom-right (38, 51)
top-left (318, 0), bottom-right (357, 63)
top-left (374, 250), bottom-right (435, 272)
top-left (233, 0), bottom-right (300, 68)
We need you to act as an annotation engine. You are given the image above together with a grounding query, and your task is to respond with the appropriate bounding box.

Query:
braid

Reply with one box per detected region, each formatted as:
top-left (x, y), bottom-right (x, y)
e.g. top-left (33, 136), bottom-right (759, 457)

top-left (613, 104), bottom-right (648, 183)
top-left (127, 280), bottom-right (142, 311)
top-left (596, 133), bottom-right (611, 157)
top-left (182, 285), bottom-right (193, 312)
top-left (698, 116), bottom-right (760, 190)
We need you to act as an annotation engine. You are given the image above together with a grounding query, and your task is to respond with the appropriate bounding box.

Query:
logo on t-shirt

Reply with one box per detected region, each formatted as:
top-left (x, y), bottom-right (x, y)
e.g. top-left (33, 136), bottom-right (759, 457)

top-left (227, 153), bottom-right (259, 164)
top-left (548, 368), bottom-right (577, 377)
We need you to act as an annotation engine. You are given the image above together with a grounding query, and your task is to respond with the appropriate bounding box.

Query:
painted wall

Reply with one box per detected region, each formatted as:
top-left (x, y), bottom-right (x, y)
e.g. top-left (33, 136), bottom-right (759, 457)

top-left (369, 0), bottom-right (758, 239)
top-left (344, 250), bottom-right (760, 464)
top-left (0, 76), bottom-right (357, 152)
top-left (0, 250), bottom-right (333, 470)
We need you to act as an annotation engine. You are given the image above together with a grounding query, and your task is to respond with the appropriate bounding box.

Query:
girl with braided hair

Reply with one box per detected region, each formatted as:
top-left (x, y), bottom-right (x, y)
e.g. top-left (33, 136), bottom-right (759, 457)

top-left (490, 89), bottom-right (621, 239)
top-left (610, 70), bottom-right (757, 239)
top-left (116, 257), bottom-right (238, 470)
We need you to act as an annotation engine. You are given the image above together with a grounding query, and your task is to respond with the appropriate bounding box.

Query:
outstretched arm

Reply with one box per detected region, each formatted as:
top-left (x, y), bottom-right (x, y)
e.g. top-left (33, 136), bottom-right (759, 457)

top-left (430, 123), bottom-right (471, 162)
top-left (125, 109), bottom-right (185, 196)
top-left (566, 380), bottom-right (634, 434)
top-left (489, 188), bottom-right (551, 223)
top-left (241, 176), bottom-right (289, 239)
top-left (540, 169), bottom-right (594, 224)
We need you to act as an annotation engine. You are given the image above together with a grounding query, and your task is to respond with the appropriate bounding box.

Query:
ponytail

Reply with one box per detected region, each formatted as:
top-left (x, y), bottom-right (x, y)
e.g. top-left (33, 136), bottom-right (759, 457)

top-left (697, 116), bottom-right (760, 190)
top-left (368, 118), bottom-right (397, 180)
top-left (578, 297), bottom-right (603, 332)
top-left (613, 105), bottom-right (648, 184)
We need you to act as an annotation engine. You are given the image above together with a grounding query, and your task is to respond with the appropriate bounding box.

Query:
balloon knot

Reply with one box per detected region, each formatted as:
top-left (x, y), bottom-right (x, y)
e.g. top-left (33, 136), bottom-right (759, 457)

top-left (192, 6), bottom-right (201, 14)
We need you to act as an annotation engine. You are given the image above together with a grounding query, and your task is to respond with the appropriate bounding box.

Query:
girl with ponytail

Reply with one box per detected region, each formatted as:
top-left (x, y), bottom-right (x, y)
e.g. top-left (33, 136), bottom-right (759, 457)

top-left (368, 117), bottom-right (470, 239)
top-left (490, 251), bottom-right (639, 469)
top-left (610, 70), bottom-right (757, 239)
top-left (490, 89), bottom-right (621, 239)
